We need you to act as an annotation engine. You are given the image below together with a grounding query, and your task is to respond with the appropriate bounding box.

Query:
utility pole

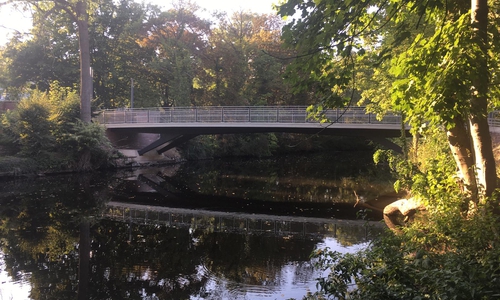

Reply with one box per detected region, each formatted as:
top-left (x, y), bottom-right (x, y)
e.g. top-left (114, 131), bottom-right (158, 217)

top-left (130, 78), bottom-right (134, 109)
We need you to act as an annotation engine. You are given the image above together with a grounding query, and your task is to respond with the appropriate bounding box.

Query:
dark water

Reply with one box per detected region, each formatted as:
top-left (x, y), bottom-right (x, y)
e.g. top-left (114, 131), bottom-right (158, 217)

top-left (0, 152), bottom-right (393, 299)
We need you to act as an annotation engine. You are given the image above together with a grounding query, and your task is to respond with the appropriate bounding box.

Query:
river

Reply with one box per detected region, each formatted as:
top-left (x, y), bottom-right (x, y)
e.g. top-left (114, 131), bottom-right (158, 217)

top-left (0, 151), bottom-right (394, 300)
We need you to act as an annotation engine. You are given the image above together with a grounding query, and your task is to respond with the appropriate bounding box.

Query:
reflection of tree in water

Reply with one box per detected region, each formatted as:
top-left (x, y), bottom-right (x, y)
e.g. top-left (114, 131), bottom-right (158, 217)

top-left (89, 219), bottom-right (322, 299)
top-left (0, 174), bottom-right (109, 300)
top-left (332, 223), bottom-right (385, 247)
top-left (168, 153), bottom-right (394, 205)
top-left (90, 220), bottom-right (206, 299)
top-left (0, 164), bottom-right (385, 299)
top-left (194, 229), bottom-right (319, 288)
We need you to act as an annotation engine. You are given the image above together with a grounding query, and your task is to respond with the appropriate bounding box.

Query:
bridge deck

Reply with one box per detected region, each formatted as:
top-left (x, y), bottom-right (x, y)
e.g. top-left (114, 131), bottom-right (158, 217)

top-left (95, 106), bottom-right (500, 155)
top-left (98, 106), bottom-right (408, 137)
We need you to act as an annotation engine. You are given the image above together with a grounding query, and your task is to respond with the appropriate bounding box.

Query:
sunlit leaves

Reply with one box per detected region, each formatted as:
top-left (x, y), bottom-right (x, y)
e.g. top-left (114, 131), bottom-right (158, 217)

top-left (390, 13), bottom-right (479, 131)
top-left (277, 0), bottom-right (398, 110)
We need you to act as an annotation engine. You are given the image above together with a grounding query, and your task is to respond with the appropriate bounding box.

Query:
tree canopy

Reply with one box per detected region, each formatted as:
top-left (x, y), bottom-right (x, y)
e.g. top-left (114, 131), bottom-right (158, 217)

top-left (277, 0), bottom-right (500, 207)
top-left (0, 0), bottom-right (311, 110)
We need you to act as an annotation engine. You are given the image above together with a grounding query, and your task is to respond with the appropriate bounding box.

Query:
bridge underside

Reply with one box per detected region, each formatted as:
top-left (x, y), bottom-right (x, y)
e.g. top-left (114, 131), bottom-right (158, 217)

top-left (106, 123), bottom-right (411, 156)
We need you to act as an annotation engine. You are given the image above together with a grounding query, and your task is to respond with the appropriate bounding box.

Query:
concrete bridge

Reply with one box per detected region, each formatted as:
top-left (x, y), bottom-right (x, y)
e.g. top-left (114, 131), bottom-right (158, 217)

top-left (96, 106), bottom-right (410, 156)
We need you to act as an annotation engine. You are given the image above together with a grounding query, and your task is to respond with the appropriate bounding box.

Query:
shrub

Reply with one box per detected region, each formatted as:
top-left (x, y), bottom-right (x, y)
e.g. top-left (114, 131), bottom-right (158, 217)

top-left (1, 90), bottom-right (55, 156)
top-left (58, 120), bottom-right (113, 170)
top-left (0, 82), bottom-right (114, 172)
top-left (303, 128), bottom-right (500, 300)
top-left (306, 209), bottom-right (500, 300)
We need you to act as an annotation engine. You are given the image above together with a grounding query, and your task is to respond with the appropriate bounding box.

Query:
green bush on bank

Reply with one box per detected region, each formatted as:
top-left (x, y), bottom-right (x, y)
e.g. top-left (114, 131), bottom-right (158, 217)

top-left (0, 82), bottom-right (114, 173)
top-left (302, 210), bottom-right (500, 300)
top-left (0, 156), bottom-right (39, 174)
top-left (299, 130), bottom-right (500, 300)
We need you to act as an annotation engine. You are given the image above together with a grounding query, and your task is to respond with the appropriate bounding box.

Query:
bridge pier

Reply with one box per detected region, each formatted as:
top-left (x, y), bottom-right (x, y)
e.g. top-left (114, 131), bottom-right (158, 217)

top-left (137, 134), bottom-right (198, 156)
top-left (106, 130), bottom-right (160, 149)
top-left (106, 130), bottom-right (181, 164)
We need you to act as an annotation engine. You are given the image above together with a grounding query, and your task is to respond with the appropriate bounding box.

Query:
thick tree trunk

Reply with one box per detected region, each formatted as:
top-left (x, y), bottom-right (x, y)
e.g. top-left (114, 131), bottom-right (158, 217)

top-left (470, 0), bottom-right (496, 200)
top-left (76, 0), bottom-right (92, 123)
top-left (383, 198), bottom-right (423, 233)
top-left (447, 116), bottom-right (478, 205)
top-left (469, 116), bottom-right (496, 198)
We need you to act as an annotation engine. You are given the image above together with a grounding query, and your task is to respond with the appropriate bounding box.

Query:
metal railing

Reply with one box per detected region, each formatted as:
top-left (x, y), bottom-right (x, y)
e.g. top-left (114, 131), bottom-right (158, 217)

top-left (95, 106), bottom-right (402, 125)
top-left (95, 106), bottom-right (500, 129)
top-left (489, 111), bottom-right (500, 128)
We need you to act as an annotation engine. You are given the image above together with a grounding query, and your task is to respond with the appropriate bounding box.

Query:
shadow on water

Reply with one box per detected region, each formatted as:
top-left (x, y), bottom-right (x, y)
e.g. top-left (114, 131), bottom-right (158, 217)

top-left (0, 151), bottom-right (395, 299)
top-left (112, 152), bottom-right (397, 221)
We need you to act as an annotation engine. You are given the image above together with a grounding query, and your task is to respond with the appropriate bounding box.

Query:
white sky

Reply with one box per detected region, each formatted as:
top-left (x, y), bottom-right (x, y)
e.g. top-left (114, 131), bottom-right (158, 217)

top-left (0, 0), bottom-right (278, 46)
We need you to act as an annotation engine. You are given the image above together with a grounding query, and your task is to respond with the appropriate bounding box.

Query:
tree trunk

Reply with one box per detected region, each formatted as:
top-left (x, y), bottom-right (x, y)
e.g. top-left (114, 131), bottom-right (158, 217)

top-left (75, 0), bottom-right (93, 170)
top-left (447, 116), bottom-right (478, 206)
top-left (469, 116), bottom-right (496, 199)
top-left (470, 0), bottom-right (496, 200)
top-left (76, 0), bottom-right (92, 123)
top-left (383, 198), bottom-right (423, 233)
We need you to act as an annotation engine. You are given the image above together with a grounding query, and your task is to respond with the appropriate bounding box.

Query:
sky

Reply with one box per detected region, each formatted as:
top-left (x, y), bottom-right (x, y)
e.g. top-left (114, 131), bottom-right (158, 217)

top-left (0, 0), bottom-right (278, 46)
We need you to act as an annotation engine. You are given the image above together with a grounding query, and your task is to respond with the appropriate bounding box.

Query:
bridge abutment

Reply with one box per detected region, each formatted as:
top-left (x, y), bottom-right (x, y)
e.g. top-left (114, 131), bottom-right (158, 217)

top-left (106, 130), bottom-right (181, 164)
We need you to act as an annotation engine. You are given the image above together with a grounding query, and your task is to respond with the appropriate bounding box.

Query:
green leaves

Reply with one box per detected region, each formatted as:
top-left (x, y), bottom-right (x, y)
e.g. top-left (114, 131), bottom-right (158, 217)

top-left (308, 207), bottom-right (500, 299)
top-left (389, 12), bottom-right (479, 132)
top-left (278, 0), bottom-right (381, 111)
top-left (0, 83), bottom-right (113, 171)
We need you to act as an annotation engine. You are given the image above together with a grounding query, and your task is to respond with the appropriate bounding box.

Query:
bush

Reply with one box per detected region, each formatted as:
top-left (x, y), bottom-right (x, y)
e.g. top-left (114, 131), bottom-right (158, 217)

top-left (306, 210), bottom-right (500, 300)
top-left (304, 129), bottom-right (500, 300)
top-left (0, 156), bottom-right (39, 174)
top-left (1, 90), bottom-right (55, 156)
top-left (0, 82), bottom-right (114, 172)
top-left (180, 133), bottom-right (279, 160)
top-left (58, 120), bottom-right (113, 170)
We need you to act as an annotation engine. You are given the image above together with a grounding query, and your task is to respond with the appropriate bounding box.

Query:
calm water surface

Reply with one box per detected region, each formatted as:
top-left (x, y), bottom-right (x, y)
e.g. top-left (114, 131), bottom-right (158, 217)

top-left (0, 152), bottom-right (393, 299)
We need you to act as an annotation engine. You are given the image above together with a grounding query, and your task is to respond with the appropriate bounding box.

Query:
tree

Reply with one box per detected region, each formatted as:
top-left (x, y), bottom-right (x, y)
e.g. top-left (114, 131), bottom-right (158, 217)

top-left (4, 11), bottom-right (80, 91)
top-left (0, 0), bottom-right (93, 122)
top-left (90, 0), bottom-right (160, 108)
top-left (3, 0), bottom-right (169, 111)
top-left (196, 10), bottom-right (304, 107)
top-left (277, 0), bottom-right (500, 207)
top-left (138, 0), bottom-right (210, 107)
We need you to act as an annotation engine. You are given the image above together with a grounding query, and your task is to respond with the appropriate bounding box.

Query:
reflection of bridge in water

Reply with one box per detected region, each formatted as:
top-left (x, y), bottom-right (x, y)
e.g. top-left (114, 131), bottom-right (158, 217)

top-left (103, 202), bottom-right (383, 241)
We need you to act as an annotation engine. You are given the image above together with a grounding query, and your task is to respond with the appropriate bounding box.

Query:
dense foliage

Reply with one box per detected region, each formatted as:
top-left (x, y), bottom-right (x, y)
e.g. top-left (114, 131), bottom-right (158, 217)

top-left (0, 0), bottom-right (321, 158)
top-left (1, 0), bottom-right (310, 109)
top-left (0, 83), bottom-right (114, 172)
top-left (306, 212), bottom-right (500, 300)
top-left (278, 0), bottom-right (499, 202)
top-left (275, 0), bottom-right (500, 299)
top-left (297, 130), bottom-right (500, 300)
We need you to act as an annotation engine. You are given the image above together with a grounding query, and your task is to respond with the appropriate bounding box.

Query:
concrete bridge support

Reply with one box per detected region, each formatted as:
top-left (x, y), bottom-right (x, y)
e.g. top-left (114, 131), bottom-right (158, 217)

top-left (106, 130), bottom-right (181, 164)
